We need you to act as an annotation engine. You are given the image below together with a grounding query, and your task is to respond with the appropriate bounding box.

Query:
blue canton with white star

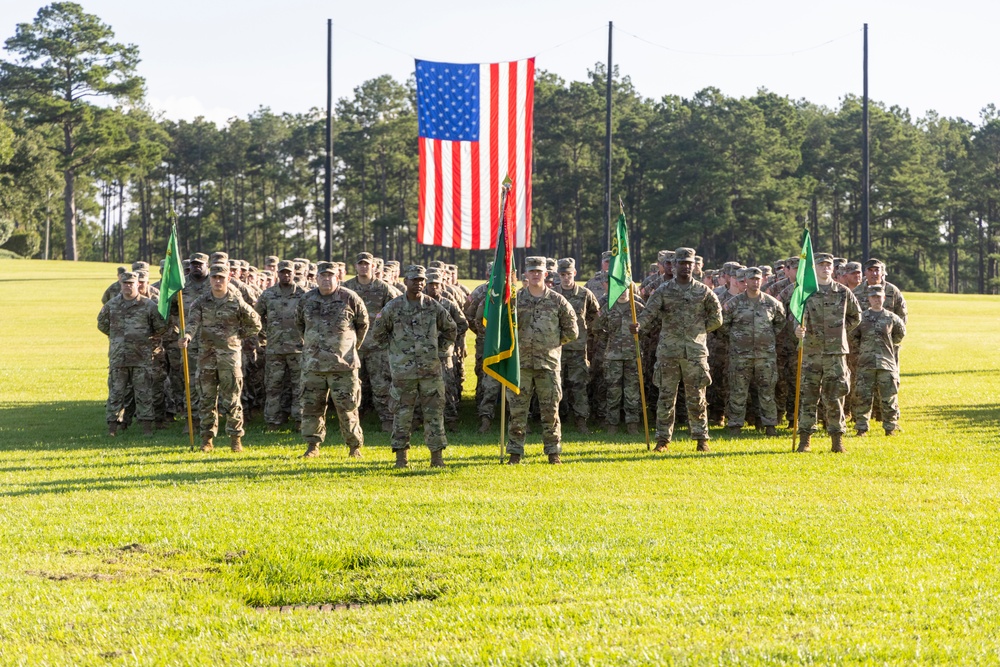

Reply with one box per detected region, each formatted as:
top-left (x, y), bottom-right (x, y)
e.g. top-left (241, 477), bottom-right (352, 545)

top-left (416, 60), bottom-right (480, 142)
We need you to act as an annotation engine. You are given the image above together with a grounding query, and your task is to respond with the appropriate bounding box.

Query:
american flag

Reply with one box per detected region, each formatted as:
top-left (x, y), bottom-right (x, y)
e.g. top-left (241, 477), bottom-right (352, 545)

top-left (415, 58), bottom-right (534, 249)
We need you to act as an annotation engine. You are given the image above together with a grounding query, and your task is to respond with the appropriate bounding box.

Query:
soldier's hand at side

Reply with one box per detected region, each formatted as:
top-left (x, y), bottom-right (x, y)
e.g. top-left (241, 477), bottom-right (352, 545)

top-left (179, 334), bottom-right (190, 349)
top-left (629, 322), bottom-right (639, 335)
top-left (795, 325), bottom-right (806, 340)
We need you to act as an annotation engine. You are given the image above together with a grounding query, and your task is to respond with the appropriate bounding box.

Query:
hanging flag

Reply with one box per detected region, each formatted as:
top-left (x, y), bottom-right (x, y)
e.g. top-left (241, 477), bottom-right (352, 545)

top-left (415, 58), bottom-right (534, 249)
top-left (157, 225), bottom-right (185, 320)
top-left (481, 181), bottom-right (520, 393)
top-left (607, 211), bottom-right (632, 306)
top-left (789, 228), bottom-right (818, 324)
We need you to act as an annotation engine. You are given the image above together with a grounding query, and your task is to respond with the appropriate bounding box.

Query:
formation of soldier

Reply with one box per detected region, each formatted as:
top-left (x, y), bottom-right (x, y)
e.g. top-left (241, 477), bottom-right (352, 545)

top-left (97, 244), bottom-right (907, 465)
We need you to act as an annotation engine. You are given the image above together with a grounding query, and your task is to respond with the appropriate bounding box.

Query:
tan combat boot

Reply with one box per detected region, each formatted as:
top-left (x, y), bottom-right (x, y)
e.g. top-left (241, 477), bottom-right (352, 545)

top-left (606, 423), bottom-right (618, 436)
top-left (856, 429), bottom-right (867, 437)
top-left (884, 428), bottom-right (896, 437)
top-left (478, 417), bottom-right (492, 434)
top-left (141, 421), bottom-right (155, 436)
top-left (653, 439), bottom-right (669, 453)
top-left (430, 450), bottom-right (446, 468)
top-left (348, 445), bottom-right (362, 459)
top-left (576, 418), bottom-right (590, 435)
top-left (796, 433), bottom-right (811, 453)
top-left (627, 422), bottom-right (639, 436)
top-left (381, 420), bottom-right (394, 434)
top-left (200, 435), bottom-right (214, 452)
top-left (394, 449), bottom-right (409, 469)
top-left (831, 433), bottom-right (845, 453)
top-left (696, 439), bottom-right (710, 452)
top-left (765, 426), bottom-right (778, 437)
top-left (108, 422), bottom-right (120, 437)
top-left (727, 425), bottom-right (741, 437)
top-left (230, 435), bottom-right (244, 453)
top-left (303, 441), bottom-right (320, 458)
top-left (547, 453), bottom-right (562, 465)
top-left (506, 453), bottom-right (521, 465)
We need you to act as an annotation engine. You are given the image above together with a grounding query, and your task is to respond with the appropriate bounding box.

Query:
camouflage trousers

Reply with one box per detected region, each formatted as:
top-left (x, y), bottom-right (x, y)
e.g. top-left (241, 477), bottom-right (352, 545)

top-left (198, 366), bottom-right (245, 438)
top-left (588, 339), bottom-right (608, 424)
top-left (390, 376), bottom-right (447, 452)
top-left (506, 368), bottom-right (562, 456)
top-left (107, 366), bottom-right (153, 424)
top-left (853, 368), bottom-right (900, 433)
top-left (727, 356), bottom-right (779, 428)
top-left (168, 343), bottom-right (200, 422)
top-left (361, 349), bottom-right (394, 423)
top-left (300, 369), bottom-right (363, 448)
top-left (706, 337), bottom-right (728, 423)
top-left (655, 357), bottom-right (712, 442)
top-left (151, 344), bottom-right (168, 422)
top-left (444, 359), bottom-right (462, 425)
top-left (797, 354), bottom-right (850, 435)
top-left (560, 351), bottom-right (591, 420)
top-left (604, 358), bottom-right (641, 425)
top-left (478, 373), bottom-right (502, 419)
top-left (264, 353), bottom-right (302, 426)
top-left (473, 337), bottom-right (485, 405)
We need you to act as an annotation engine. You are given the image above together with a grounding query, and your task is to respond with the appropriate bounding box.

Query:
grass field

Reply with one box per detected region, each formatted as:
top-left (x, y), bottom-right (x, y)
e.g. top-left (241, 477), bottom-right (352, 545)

top-left (1, 258), bottom-right (999, 665)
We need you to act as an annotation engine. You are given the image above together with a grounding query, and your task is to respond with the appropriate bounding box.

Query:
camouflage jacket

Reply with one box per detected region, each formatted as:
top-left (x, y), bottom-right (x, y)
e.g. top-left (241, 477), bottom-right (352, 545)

top-left (767, 276), bottom-right (791, 298)
top-left (720, 292), bottom-right (786, 359)
top-left (800, 282), bottom-right (861, 357)
top-left (229, 277), bottom-right (258, 306)
top-left (515, 287), bottom-right (578, 371)
top-left (853, 280), bottom-right (908, 324)
top-left (255, 283), bottom-right (307, 355)
top-left (849, 308), bottom-right (906, 374)
top-left (184, 290), bottom-right (262, 369)
top-left (640, 273), bottom-right (665, 300)
top-left (295, 286), bottom-right (369, 373)
top-left (101, 280), bottom-right (121, 304)
top-left (584, 270), bottom-right (609, 303)
top-left (429, 293), bottom-right (469, 357)
top-left (97, 294), bottom-right (169, 368)
top-left (372, 293), bottom-right (457, 380)
top-left (555, 283), bottom-right (600, 351)
top-left (343, 277), bottom-right (400, 347)
top-left (596, 297), bottom-right (645, 361)
top-left (638, 279), bottom-right (722, 360)
top-left (465, 282), bottom-right (490, 335)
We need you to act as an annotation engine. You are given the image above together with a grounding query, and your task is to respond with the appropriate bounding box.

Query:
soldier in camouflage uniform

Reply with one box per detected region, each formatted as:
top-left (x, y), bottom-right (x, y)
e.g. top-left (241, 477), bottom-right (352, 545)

top-left (720, 267), bottom-right (785, 436)
top-left (169, 253), bottom-right (213, 433)
top-left (584, 251), bottom-right (612, 302)
top-left (596, 288), bottom-right (644, 434)
top-left (640, 250), bottom-right (674, 300)
top-left (635, 247), bottom-right (722, 452)
top-left (255, 260), bottom-right (307, 430)
top-left (506, 257), bottom-right (578, 465)
top-left (98, 271), bottom-right (169, 436)
top-left (296, 261), bottom-right (369, 458)
top-left (707, 265), bottom-right (744, 426)
top-left (470, 264), bottom-right (508, 433)
top-left (774, 257), bottom-right (800, 424)
top-left (344, 252), bottom-right (400, 431)
top-left (585, 251), bottom-right (612, 424)
top-left (101, 266), bottom-right (129, 304)
top-left (555, 258), bottom-right (600, 433)
top-left (426, 269), bottom-right (468, 431)
top-left (850, 284), bottom-right (906, 436)
top-left (793, 253), bottom-right (862, 453)
top-left (181, 264), bottom-right (262, 453)
top-left (372, 265), bottom-right (456, 468)
top-left (852, 258), bottom-right (908, 422)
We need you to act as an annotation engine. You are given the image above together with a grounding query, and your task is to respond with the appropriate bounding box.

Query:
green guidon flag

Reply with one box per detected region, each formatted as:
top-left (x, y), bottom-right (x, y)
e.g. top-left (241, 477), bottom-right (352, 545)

top-left (157, 225), bottom-right (185, 320)
top-left (607, 211), bottom-right (632, 306)
top-left (482, 183), bottom-right (520, 394)
top-left (789, 227), bottom-right (818, 324)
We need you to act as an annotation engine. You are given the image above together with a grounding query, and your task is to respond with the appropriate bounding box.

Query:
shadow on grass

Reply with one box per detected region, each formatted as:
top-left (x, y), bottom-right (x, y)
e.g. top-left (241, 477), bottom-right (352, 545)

top-left (901, 368), bottom-right (1000, 378)
top-left (905, 403), bottom-right (1000, 429)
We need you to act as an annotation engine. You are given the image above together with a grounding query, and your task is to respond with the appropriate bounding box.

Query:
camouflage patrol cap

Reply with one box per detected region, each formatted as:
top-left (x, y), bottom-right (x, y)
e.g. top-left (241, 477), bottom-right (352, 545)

top-left (785, 256), bottom-right (800, 267)
top-left (649, 262), bottom-right (659, 271)
top-left (373, 258), bottom-right (383, 271)
top-left (135, 270), bottom-right (150, 282)
top-left (428, 260), bottom-right (446, 269)
top-left (210, 252), bottom-right (229, 264)
top-left (116, 266), bottom-right (127, 275)
top-left (845, 261), bottom-right (862, 273)
top-left (293, 261), bottom-right (306, 274)
top-left (834, 257), bottom-right (847, 268)
top-left (264, 255), bottom-right (280, 265)
top-left (425, 270), bottom-right (443, 284)
top-left (356, 252), bottom-right (373, 264)
top-left (601, 251), bottom-right (613, 261)
top-left (695, 255), bottom-right (704, 265)
top-left (385, 260), bottom-right (400, 269)
top-left (248, 266), bottom-right (258, 275)
top-left (317, 261), bottom-right (337, 274)
top-left (722, 261), bottom-right (741, 275)
top-left (182, 259), bottom-right (191, 269)
top-left (864, 258), bottom-right (886, 269)
top-left (525, 256), bottom-right (547, 271)
top-left (814, 253), bottom-right (834, 265)
top-left (308, 263), bottom-right (318, 275)
top-left (674, 248), bottom-right (697, 263)
top-left (760, 265), bottom-right (773, 275)
top-left (867, 284), bottom-right (885, 296)
top-left (209, 263), bottom-right (230, 277)
top-left (744, 267), bottom-right (763, 279)
top-left (734, 268), bottom-right (748, 281)
top-left (277, 260), bottom-right (294, 272)
top-left (119, 271), bottom-right (138, 284)
top-left (189, 253), bottom-right (209, 265)
top-left (405, 264), bottom-right (426, 280)
top-left (293, 257), bottom-right (310, 266)
top-left (657, 250), bottom-right (674, 263)
top-left (545, 258), bottom-right (557, 272)
top-left (557, 258), bottom-right (576, 272)
top-left (486, 261), bottom-right (494, 274)
top-left (131, 261), bottom-right (149, 271)
top-left (263, 270), bottom-right (273, 279)
top-left (241, 260), bottom-right (251, 270)
top-left (775, 259), bottom-right (786, 269)
top-left (227, 259), bottom-right (239, 269)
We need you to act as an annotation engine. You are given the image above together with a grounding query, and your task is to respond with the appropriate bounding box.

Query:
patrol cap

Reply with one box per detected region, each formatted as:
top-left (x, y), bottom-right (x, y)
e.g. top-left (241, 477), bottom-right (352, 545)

top-left (119, 271), bottom-right (138, 284)
top-left (248, 266), bottom-right (258, 275)
top-left (241, 260), bottom-right (251, 270)
top-left (293, 261), bottom-right (306, 274)
top-left (117, 265), bottom-right (127, 275)
top-left (293, 257), bottom-right (310, 266)
top-left (277, 260), bottom-right (295, 272)
top-left (557, 258), bottom-right (576, 272)
top-left (210, 251), bottom-right (229, 264)
top-left (674, 248), bottom-right (697, 263)
top-left (373, 258), bottom-right (383, 270)
top-left (131, 261), bottom-right (149, 272)
top-left (775, 260), bottom-right (786, 269)
top-left (317, 261), bottom-right (337, 274)
top-left (525, 256), bottom-right (547, 271)
top-left (814, 253), bottom-right (834, 265)
top-left (649, 262), bottom-right (659, 271)
top-left (264, 255), bottom-right (279, 265)
top-left (601, 251), bottom-right (613, 261)
top-left (425, 270), bottom-right (443, 284)
top-left (405, 264), bottom-right (426, 280)
top-left (545, 258), bottom-right (557, 272)
top-left (486, 261), bottom-right (494, 274)
top-left (845, 261), bottom-right (862, 273)
top-left (785, 256), bottom-right (800, 267)
top-left (356, 252), bottom-right (373, 264)
top-left (867, 284), bottom-right (885, 296)
top-left (228, 258), bottom-right (239, 268)
top-left (135, 270), bottom-right (149, 281)
top-left (263, 270), bottom-right (273, 278)
top-left (734, 268), bottom-right (748, 281)
top-left (308, 262), bottom-right (318, 275)
top-left (657, 250), bottom-right (674, 263)
top-left (744, 266), bottom-right (763, 279)
top-left (864, 258), bottom-right (886, 270)
top-left (209, 263), bottom-right (230, 277)
top-left (428, 260), bottom-right (446, 269)
top-left (722, 261), bottom-right (741, 275)
top-left (182, 259), bottom-right (191, 269)
top-left (190, 252), bottom-right (209, 265)
top-left (760, 265), bottom-right (773, 275)
top-left (833, 257), bottom-right (847, 268)
top-left (385, 260), bottom-right (400, 269)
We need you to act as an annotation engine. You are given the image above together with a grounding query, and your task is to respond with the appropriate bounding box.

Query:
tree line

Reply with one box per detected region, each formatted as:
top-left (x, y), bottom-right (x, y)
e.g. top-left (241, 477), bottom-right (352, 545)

top-left (2, 2), bottom-right (1000, 293)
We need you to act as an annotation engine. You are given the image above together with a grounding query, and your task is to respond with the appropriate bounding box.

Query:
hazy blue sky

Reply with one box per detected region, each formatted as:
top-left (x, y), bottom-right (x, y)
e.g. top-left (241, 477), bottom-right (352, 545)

top-left (2, 0), bottom-right (996, 125)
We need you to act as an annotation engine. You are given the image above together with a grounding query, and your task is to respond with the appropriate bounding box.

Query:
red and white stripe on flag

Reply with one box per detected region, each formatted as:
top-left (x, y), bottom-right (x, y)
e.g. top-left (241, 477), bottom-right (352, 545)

top-left (416, 58), bottom-right (534, 249)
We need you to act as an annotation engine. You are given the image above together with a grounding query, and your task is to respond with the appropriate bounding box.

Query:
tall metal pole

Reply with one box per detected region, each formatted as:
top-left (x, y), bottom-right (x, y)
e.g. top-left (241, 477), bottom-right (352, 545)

top-left (604, 21), bottom-right (613, 250)
top-left (861, 23), bottom-right (870, 262)
top-left (324, 18), bottom-right (334, 262)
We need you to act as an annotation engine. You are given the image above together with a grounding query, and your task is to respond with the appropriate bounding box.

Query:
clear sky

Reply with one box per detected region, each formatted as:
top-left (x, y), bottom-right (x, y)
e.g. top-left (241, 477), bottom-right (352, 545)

top-left (2, 0), bottom-right (997, 126)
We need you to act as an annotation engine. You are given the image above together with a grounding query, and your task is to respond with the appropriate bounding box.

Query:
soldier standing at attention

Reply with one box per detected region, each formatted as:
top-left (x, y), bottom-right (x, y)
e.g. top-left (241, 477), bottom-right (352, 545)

top-left (850, 284), bottom-right (906, 437)
top-left (255, 260), bottom-right (307, 431)
top-left (793, 253), bottom-right (862, 453)
top-left (180, 264), bottom-right (262, 453)
top-left (505, 257), bottom-right (578, 465)
top-left (555, 258), bottom-right (600, 433)
top-left (584, 251), bottom-right (612, 303)
top-left (372, 265), bottom-right (457, 469)
top-left (296, 261), bottom-right (369, 458)
top-left (596, 287), bottom-right (644, 435)
top-left (98, 271), bottom-right (169, 436)
top-left (425, 269), bottom-right (468, 432)
top-left (633, 247), bottom-right (722, 452)
top-left (720, 267), bottom-right (786, 437)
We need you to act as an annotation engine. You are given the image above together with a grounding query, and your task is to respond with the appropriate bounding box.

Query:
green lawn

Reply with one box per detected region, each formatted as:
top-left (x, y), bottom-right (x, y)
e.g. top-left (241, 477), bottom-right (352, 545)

top-left (1, 258), bottom-right (999, 665)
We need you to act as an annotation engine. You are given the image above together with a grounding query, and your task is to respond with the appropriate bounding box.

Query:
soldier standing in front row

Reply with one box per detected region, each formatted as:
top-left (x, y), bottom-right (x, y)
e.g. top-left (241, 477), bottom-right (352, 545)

top-left (296, 261), bottom-right (369, 458)
top-left (97, 271), bottom-right (169, 436)
top-left (180, 264), bottom-right (262, 453)
top-left (850, 284), bottom-right (906, 437)
top-left (372, 265), bottom-right (457, 469)
top-left (505, 256), bottom-right (578, 465)
top-left (255, 260), bottom-right (307, 431)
